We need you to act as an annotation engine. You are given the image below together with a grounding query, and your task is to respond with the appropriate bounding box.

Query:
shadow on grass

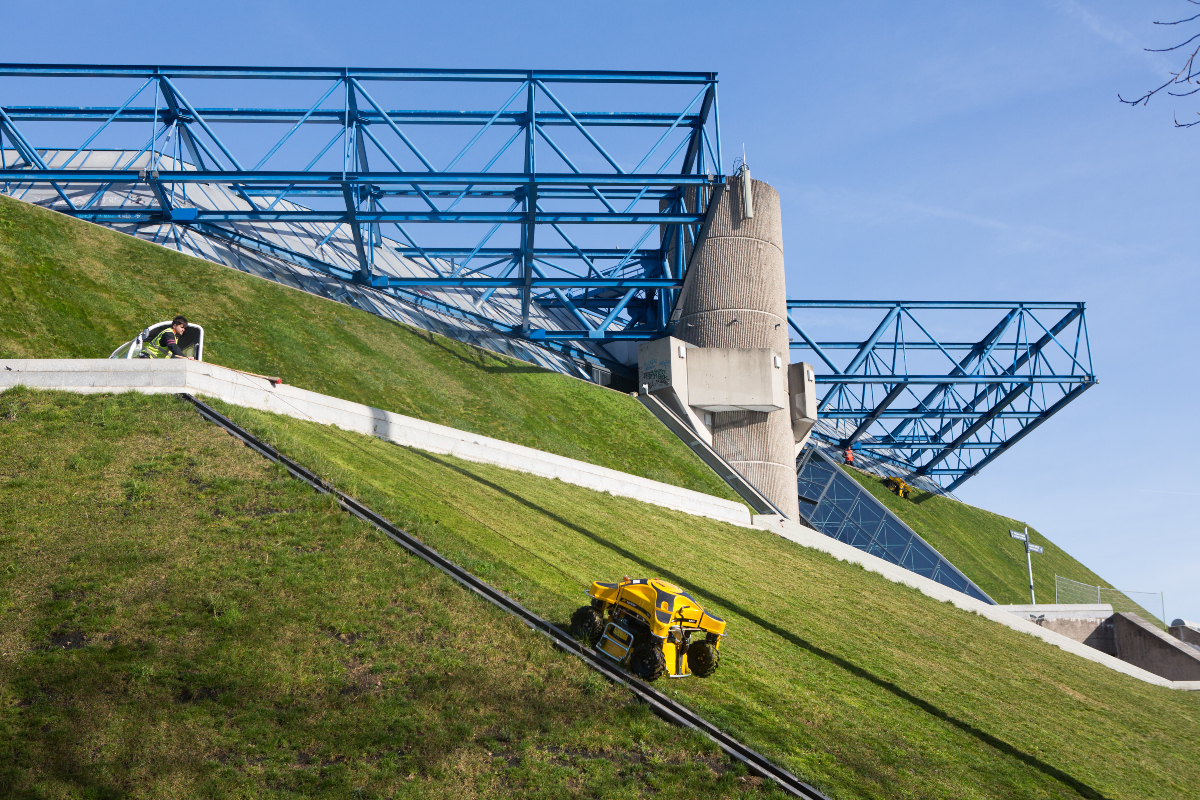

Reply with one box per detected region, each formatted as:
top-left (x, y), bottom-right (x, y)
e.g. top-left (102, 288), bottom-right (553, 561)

top-left (414, 449), bottom-right (1112, 800)
top-left (410, 325), bottom-right (547, 376)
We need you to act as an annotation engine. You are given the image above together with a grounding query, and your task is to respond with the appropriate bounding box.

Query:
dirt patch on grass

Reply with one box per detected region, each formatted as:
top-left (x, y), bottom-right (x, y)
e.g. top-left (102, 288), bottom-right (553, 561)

top-left (44, 630), bottom-right (89, 650)
top-left (342, 657), bottom-right (383, 695)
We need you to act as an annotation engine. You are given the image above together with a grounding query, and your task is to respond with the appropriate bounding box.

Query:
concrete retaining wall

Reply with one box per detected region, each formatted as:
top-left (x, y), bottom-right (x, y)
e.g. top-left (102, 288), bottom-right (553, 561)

top-left (1111, 613), bottom-right (1200, 682)
top-left (0, 359), bottom-right (752, 527)
top-left (999, 605), bottom-right (1118, 656)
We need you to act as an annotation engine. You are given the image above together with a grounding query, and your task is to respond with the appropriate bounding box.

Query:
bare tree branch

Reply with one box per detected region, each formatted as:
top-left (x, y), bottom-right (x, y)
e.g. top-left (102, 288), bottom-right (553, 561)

top-left (1120, 6), bottom-right (1200, 115)
top-left (1155, 12), bottom-right (1200, 26)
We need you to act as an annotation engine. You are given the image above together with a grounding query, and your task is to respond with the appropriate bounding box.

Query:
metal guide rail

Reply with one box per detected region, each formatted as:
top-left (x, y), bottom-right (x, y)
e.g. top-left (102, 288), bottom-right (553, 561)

top-left (178, 393), bottom-right (831, 800)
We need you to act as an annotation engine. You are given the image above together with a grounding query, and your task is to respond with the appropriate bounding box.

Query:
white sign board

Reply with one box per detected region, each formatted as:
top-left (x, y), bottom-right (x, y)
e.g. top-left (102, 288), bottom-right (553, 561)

top-left (1027, 544), bottom-right (1044, 554)
top-left (1009, 530), bottom-right (1028, 542)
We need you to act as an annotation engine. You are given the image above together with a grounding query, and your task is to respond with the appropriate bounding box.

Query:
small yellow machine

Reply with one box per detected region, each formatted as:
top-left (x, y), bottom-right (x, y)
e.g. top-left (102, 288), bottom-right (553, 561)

top-left (570, 577), bottom-right (725, 681)
top-left (884, 476), bottom-right (912, 499)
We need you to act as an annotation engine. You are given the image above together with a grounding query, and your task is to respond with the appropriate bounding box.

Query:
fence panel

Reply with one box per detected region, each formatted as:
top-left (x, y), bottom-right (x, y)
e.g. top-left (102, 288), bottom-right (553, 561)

top-left (1055, 575), bottom-right (1165, 628)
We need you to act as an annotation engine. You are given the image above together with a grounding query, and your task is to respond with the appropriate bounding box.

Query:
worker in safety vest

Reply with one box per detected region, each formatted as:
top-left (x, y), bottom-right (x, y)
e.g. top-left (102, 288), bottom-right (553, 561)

top-left (141, 316), bottom-right (195, 360)
top-left (844, 447), bottom-right (854, 466)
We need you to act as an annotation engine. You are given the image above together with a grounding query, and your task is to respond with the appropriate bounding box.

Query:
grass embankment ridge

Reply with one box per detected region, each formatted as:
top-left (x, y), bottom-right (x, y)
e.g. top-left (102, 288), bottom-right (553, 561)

top-left (0, 389), bottom-right (773, 799)
top-left (199, 393), bottom-right (1198, 800)
top-left (0, 192), bottom-right (739, 502)
top-left (840, 466), bottom-right (1158, 617)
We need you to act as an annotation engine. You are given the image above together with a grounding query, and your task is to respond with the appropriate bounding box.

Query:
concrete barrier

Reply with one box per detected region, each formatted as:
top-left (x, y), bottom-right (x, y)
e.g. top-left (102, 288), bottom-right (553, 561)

top-left (0, 359), bottom-right (752, 528)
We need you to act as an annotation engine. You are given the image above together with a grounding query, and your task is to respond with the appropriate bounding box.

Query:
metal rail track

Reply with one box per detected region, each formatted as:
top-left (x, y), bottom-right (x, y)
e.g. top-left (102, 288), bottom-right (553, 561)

top-left (179, 393), bottom-right (831, 799)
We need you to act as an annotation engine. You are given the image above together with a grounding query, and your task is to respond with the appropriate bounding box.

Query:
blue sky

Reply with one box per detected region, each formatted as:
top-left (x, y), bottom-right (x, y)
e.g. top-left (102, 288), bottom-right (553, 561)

top-left (5, 1), bottom-right (1198, 621)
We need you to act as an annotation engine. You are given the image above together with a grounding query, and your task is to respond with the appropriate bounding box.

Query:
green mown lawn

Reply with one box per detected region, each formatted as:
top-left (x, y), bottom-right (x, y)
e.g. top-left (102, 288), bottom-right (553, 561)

top-left (196, 393), bottom-right (1199, 800)
top-left (840, 467), bottom-right (1161, 619)
top-left (0, 193), bottom-right (739, 502)
top-left (0, 388), bottom-right (777, 799)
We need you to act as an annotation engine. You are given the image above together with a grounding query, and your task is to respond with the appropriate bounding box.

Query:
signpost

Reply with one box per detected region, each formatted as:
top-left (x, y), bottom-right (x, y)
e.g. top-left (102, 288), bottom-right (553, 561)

top-left (1010, 528), bottom-right (1041, 603)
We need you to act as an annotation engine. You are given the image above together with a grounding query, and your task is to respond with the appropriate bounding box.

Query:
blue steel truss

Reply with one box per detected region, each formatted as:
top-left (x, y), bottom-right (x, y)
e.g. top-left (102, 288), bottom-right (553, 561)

top-left (0, 65), bottom-right (1098, 490)
top-left (787, 300), bottom-right (1096, 490)
top-left (0, 64), bottom-right (720, 353)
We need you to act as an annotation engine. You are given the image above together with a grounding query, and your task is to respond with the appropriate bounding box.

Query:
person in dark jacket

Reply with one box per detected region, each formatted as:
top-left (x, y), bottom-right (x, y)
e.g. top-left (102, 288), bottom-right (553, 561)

top-left (142, 316), bottom-right (195, 360)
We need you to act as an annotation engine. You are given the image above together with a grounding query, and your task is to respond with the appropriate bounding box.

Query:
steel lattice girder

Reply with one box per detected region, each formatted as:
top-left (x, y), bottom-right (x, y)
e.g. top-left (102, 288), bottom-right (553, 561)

top-left (0, 65), bottom-right (1097, 486)
top-left (0, 63), bottom-right (722, 343)
top-left (787, 300), bottom-right (1096, 490)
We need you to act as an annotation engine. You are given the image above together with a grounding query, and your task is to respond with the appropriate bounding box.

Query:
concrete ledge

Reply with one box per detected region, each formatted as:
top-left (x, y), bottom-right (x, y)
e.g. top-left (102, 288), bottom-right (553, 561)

top-left (749, 515), bottom-right (1198, 691)
top-left (998, 604), bottom-right (1114, 621)
top-left (1, 359), bottom-right (751, 528)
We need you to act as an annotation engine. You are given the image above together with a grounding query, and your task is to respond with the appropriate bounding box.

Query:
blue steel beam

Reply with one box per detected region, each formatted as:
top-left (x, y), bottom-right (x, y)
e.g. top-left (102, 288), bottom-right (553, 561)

top-left (0, 168), bottom-right (712, 187)
top-left (377, 278), bottom-right (679, 288)
top-left (0, 65), bottom-right (717, 83)
top-left (788, 300), bottom-right (1095, 488)
top-left (1, 109), bottom-right (708, 131)
top-left (16, 207), bottom-right (703, 224)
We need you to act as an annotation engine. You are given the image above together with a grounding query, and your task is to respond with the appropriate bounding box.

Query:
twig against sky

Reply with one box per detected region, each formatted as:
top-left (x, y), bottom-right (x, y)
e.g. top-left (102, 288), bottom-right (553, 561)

top-left (1119, 0), bottom-right (1200, 126)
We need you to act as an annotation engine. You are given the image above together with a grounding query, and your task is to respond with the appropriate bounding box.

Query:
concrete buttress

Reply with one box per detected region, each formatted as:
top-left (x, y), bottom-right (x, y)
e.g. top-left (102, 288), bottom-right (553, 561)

top-left (677, 176), bottom-right (799, 518)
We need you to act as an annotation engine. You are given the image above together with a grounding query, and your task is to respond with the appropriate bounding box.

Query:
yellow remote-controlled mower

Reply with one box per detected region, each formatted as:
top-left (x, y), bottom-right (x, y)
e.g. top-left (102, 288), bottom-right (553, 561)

top-left (570, 578), bottom-right (725, 681)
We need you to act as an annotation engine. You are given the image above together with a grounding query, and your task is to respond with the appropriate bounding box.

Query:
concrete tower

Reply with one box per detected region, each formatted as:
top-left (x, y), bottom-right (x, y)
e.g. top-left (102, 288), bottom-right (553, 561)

top-left (676, 176), bottom-right (798, 518)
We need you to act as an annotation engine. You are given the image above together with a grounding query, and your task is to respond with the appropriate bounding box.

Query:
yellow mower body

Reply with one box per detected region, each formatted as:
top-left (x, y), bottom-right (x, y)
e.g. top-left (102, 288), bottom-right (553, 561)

top-left (884, 476), bottom-right (912, 499)
top-left (572, 578), bottom-right (725, 681)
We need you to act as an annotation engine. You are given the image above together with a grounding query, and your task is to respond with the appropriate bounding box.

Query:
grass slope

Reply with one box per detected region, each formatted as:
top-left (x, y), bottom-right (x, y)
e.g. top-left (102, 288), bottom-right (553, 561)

top-left (840, 467), bottom-right (1155, 614)
top-left (0, 389), bottom-right (775, 799)
top-left (0, 193), bottom-right (738, 501)
top-left (195, 392), bottom-right (1198, 800)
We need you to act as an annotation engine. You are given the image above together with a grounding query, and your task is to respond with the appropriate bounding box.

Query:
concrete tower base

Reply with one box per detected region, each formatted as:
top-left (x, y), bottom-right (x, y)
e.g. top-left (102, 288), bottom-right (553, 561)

top-left (676, 176), bottom-right (798, 518)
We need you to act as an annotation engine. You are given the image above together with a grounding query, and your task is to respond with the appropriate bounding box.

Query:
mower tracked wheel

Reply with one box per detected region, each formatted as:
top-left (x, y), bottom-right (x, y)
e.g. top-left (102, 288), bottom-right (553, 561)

top-left (570, 605), bottom-right (605, 646)
top-left (629, 643), bottom-right (666, 682)
top-left (687, 640), bottom-right (720, 678)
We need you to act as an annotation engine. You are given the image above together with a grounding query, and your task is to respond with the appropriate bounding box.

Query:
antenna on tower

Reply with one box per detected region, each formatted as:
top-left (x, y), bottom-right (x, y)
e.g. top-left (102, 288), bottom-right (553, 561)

top-left (737, 143), bottom-right (753, 219)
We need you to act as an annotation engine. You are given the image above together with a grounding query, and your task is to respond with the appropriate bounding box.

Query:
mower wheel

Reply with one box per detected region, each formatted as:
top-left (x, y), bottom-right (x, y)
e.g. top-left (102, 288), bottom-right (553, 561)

top-left (629, 643), bottom-right (666, 682)
top-left (570, 605), bottom-right (606, 646)
top-left (687, 640), bottom-right (720, 678)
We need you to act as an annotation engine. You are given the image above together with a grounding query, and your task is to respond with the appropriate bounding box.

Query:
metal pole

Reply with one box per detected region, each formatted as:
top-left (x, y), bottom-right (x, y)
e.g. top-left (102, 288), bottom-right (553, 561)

top-left (1025, 527), bottom-right (1035, 604)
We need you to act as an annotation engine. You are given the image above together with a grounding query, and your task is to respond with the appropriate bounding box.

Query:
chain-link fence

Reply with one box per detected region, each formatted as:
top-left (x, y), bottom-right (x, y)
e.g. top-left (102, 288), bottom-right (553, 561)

top-left (1055, 575), bottom-right (1166, 628)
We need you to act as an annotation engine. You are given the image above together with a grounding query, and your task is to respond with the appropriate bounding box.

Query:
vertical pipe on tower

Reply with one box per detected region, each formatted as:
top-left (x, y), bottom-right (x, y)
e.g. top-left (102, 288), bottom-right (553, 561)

top-left (677, 175), bottom-right (798, 518)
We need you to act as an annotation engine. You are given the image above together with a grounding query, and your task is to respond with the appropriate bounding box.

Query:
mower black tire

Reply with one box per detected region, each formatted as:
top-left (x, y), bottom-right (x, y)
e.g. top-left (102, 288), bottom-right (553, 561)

top-left (687, 640), bottom-right (720, 678)
top-left (629, 643), bottom-right (666, 682)
top-left (570, 605), bottom-right (606, 646)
